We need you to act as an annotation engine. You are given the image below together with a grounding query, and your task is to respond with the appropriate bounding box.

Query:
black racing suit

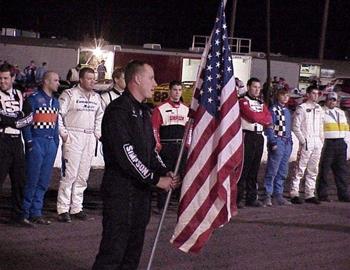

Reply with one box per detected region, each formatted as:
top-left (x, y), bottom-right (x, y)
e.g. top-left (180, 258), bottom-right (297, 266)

top-left (93, 91), bottom-right (169, 270)
top-left (0, 88), bottom-right (33, 217)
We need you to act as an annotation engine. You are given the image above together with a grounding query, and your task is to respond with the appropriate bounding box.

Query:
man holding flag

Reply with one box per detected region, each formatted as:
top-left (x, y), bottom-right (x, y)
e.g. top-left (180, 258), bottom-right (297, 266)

top-left (93, 61), bottom-right (179, 270)
top-left (170, 0), bottom-right (243, 253)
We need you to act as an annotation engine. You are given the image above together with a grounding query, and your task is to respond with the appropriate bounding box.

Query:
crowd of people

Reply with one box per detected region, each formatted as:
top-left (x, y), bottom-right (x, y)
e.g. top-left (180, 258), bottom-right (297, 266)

top-left (238, 77), bottom-right (350, 209)
top-left (1, 59), bottom-right (350, 269)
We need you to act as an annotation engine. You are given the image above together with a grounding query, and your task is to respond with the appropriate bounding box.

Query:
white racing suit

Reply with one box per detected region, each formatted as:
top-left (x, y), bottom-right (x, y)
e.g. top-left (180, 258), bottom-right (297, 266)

top-left (291, 102), bottom-right (324, 199)
top-left (57, 86), bottom-right (104, 214)
top-left (100, 87), bottom-right (123, 110)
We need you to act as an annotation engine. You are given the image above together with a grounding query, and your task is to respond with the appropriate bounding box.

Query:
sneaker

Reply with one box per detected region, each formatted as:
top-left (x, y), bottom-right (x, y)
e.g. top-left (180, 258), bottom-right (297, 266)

top-left (153, 208), bottom-right (163, 215)
top-left (71, 211), bottom-right (88, 220)
top-left (30, 217), bottom-right (51, 225)
top-left (15, 217), bottom-right (36, 228)
top-left (305, 197), bottom-right (321, 204)
top-left (246, 200), bottom-right (264, 207)
top-left (273, 197), bottom-right (292, 206)
top-left (264, 196), bottom-right (272, 207)
top-left (237, 201), bottom-right (245, 209)
top-left (319, 197), bottom-right (332, 202)
top-left (291, 196), bottom-right (304, 204)
top-left (58, 212), bottom-right (72, 223)
top-left (339, 197), bottom-right (350, 202)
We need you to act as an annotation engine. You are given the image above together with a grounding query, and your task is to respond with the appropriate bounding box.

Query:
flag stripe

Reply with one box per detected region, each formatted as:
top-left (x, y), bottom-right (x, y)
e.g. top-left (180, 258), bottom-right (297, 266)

top-left (171, 0), bottom-right (243, 253)
top-left (175, 119), bottom-right (242, 241)
top-left (173, 178), bottom-right (227, 250)
top-left (187, 204), bottom-right (228, 253)
top-left (178, 112), bottom-right (242, 217)
top-left (186, 77), bottom-right (238, 171)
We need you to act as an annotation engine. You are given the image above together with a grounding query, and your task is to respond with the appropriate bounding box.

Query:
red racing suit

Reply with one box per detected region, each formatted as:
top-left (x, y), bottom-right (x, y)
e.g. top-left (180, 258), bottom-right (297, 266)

top-left (237, 94), bottom-right (271, 204)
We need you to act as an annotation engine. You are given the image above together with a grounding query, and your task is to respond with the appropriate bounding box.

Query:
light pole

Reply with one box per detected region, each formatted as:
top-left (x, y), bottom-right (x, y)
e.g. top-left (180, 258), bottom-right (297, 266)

top-left (265, 0), bottom-right (272, 105)
top-left (319, 0), bottom-right (330, 63)
top-left (229, 0), bottom-right (238, 38)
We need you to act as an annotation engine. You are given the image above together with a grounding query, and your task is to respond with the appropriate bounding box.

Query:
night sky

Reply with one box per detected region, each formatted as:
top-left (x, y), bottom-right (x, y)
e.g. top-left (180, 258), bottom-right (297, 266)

top-left (1, 0), bottom-right (349, 60)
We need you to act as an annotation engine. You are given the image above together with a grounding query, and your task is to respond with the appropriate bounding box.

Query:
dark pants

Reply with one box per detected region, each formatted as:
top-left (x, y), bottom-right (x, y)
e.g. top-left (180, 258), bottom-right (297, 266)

top-left (156, 142), bottom-right (186, 209)
top-left (93, 172), bottom-right (152, 270)
top-left (22, 137), bottom-right (58, 218)
top-left (237, 131), bottom-right (264, 204)
top-left (0, 135), bottom-right (26, 217)
top-left (317, 138), bottom-right (349, 200)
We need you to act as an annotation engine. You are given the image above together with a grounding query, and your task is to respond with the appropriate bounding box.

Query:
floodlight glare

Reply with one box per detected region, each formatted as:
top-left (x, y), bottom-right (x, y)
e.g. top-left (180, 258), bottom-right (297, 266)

top-left (93, 47), bottom-right (102, 57)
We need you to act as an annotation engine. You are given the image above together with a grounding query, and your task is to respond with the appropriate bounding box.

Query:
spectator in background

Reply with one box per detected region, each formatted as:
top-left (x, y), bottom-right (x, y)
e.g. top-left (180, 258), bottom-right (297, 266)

top-left (100, 67), bottom-right (125, 110)
top-left (13, 65), bottom-right (24, 83)
top-left (35, 62), bottom-right (47, 84)
top-left (66, 64), bottom-right (81, 87)
top-left (272, 76), bottom-right (278, 87)
top-left (278, 77), bottom-right (289, 91)
top-left (235, 77), bottom-right (246, 97)
top-left (97, 60), bottom-right (107, 81)
top-left (24, 60), bottom-right (36, 85)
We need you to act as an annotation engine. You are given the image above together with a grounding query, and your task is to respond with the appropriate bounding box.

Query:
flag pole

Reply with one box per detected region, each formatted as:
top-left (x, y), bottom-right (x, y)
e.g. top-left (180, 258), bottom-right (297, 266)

top-left (146, 119), bottom-right (193, 270)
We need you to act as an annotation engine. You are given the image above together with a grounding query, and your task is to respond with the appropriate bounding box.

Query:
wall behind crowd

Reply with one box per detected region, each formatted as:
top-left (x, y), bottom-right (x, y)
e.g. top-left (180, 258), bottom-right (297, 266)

top-left (0, 43), bottom-right (78, 79)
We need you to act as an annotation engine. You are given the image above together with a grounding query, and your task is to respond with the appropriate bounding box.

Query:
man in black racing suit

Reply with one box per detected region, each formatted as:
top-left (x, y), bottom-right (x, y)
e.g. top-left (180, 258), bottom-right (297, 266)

top-left (0, 63), bottom-right (33, 225)
top-left (93, 60), bottom-right (178, 270)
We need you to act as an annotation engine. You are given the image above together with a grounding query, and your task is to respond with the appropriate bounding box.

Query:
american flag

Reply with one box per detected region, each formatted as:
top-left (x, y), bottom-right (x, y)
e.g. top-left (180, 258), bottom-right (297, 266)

top-left (170, 0), bottom-right (244, 253)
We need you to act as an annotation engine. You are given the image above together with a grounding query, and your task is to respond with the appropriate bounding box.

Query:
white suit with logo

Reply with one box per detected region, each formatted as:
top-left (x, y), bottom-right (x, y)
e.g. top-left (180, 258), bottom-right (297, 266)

top-left (290, 101), bottom-right (324, 199)
top-left (57, 86), bottom-right (104, 214)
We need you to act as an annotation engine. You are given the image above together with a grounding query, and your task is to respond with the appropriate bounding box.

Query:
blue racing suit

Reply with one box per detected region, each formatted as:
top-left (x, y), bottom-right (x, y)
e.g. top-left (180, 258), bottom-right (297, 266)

top-left (264, 102), bottom-right (293, 198)
top-left (22, 89), bottom-right (59, 219)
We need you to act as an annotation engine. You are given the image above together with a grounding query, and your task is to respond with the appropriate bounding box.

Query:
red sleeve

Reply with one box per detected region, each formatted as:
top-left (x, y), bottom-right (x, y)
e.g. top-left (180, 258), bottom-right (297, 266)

top-left (239, 98), bottom-right (272, 127)
top-left (151, 107), bottom-right (163, 152)
top-left (261, 105), bottom-right (272, 126)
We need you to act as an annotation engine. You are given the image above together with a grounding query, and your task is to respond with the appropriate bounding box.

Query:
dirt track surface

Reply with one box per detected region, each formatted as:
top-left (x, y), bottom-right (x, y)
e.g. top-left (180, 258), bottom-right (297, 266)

top-left (0, 166), bottom-right (350, 270)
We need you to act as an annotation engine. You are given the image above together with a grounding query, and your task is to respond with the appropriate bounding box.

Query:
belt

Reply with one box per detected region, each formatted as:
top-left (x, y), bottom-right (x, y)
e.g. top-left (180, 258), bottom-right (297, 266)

top-left (0, 128), bottom-right (20, 135)
top-left (160, 138), bottom-right (183, 144)
top-left (325, 138), bottom-right (345, 142)
top-left (243, 130), bottom-right (263, 135)
top-left (67, 127), bottom-right (94, 134)
top-left (0, 133), bottom-right (20, 138)
top-left (276, 136), bottom-right (292, 142)
top-left (33, 135), bottom-right (54, 139)
top-left (242, 123), bottom-right (264, 133)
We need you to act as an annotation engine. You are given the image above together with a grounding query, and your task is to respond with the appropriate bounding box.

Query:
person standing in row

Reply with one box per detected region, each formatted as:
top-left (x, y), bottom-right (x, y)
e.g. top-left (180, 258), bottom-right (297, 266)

top-left (66, 64), bottom-right (81, 87)
top-left (151, 80), bottom-right (189, 214)
top-left (93, 60), bottom-right (178, 270)
top-left (290, 85), bottom-right (324, 204)
top-left (57, 67), bottom-right (104, 222)
top-left (24, 60), bottom-right (36, 85)
top-left (97, 60), bottom-right (107, 81)
top-left (0, 63), bottom-right (33, 225)
top-left (317, 92), bottom-right (350, 202)
top-left (21, 71), bottom-right (60, 226)
top-left (100, 67), bottom-right (125, 110)
top-left (237, 77), bottom-right (271, 208)
top-left (263, 88), bottom-right (292, 206)
top-left (35, 62), bottom-right (47, 84)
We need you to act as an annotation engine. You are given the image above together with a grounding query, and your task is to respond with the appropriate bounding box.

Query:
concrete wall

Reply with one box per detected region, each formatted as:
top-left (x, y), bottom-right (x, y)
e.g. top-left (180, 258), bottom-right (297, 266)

top-left (0, 43), bottom-right (78, 79)
top-left (251, 58), bottom-right (300, 88)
